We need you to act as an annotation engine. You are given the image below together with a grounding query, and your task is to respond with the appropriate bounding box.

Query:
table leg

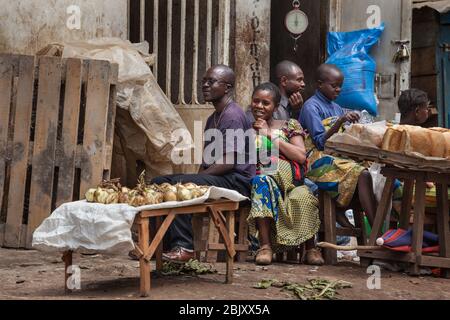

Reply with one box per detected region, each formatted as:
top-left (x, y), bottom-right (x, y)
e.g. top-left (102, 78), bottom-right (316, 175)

top-left (399, 179), bottom-right (414, 230)
top-left (321, 191), bottom-right (337, 265)
top-left (139, 218), bottom-right (151, 297)
top-left (410, 178), bottom-right (426, 276)
top-left (63, 250), bottom-right (73, 294)
top-left (369, 177), bottom-right (396, 245)
top-left (225, 211), bottom-right (235, 284)
top-left (436, 182), bottom-right (450, 278)
top-left (155, 216), bottom-right (163, 272)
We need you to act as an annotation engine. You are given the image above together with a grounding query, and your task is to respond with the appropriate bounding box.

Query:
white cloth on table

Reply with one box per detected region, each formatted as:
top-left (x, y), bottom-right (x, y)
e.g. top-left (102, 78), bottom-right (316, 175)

top-left (32, 187), bottom-right (247, 255)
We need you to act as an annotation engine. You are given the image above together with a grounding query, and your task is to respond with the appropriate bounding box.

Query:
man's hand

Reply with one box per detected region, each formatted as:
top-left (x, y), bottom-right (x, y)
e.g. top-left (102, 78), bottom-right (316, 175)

top-left (339, 112), bottom-right (360, 125)
top-left (289, 92), bottom-right (304, 111)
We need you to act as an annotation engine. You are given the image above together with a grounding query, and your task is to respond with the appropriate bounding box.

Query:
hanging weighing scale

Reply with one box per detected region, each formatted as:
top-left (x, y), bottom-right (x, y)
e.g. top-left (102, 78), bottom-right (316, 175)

top-left (284, 0), bottom-right (309, 53)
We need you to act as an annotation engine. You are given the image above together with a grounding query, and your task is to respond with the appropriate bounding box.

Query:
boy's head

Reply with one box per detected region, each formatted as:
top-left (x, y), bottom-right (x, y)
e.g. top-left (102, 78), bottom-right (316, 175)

top-left (317, 64), bottom-right (344, 101)
top-left (398, 89), bottom-right (430, 125)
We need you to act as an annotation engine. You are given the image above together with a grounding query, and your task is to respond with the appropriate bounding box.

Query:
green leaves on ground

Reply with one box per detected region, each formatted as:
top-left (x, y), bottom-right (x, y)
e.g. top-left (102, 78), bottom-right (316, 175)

top-left (160, 259), bottom-right (217, 276)
top-left (254, 278), bottom-right (352, 300)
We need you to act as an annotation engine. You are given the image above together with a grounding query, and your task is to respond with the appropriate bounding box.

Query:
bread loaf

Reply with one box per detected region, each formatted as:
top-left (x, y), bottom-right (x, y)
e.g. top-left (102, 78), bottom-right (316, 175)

top-left (381, 125), bottom-right (450, 158)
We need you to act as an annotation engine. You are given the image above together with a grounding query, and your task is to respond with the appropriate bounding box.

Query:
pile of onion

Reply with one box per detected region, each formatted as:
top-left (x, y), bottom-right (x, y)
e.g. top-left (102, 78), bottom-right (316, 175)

top-left (84, 174), bottom-right (209, 206)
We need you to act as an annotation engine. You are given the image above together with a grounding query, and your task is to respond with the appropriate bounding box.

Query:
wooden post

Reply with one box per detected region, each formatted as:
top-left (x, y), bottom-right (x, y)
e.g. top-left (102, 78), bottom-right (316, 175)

top-left (138, 217), bottom-right (150, 297)
top-left (436, 182), bottom-right (450, 278)
top-left (410, 177), bottom-right (426, 276)
top-left (225, 211), bottom-right (235, 284)
top-left (237, 206), bottom-right (249, 263)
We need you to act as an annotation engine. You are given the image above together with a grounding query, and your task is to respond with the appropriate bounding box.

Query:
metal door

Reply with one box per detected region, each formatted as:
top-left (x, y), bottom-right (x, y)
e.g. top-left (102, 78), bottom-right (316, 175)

top-left (329, 0), bottom-right (412, 121)
top-left (437, 12), bottom-right (450, 128)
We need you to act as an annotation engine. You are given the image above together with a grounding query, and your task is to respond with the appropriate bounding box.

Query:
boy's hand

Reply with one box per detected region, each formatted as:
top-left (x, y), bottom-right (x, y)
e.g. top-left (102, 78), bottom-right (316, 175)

top-left (339, 112), bottom-right (360, 124)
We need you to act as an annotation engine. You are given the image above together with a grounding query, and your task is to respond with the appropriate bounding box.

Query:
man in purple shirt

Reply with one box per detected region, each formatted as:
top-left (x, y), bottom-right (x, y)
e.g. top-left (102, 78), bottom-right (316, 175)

top-left (151, 65), bottom-right (256, 263)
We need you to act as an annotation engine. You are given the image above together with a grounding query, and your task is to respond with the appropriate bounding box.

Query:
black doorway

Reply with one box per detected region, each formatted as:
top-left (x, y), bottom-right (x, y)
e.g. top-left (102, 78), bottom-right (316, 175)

top-left (270, 0), bottom-right (329, 100)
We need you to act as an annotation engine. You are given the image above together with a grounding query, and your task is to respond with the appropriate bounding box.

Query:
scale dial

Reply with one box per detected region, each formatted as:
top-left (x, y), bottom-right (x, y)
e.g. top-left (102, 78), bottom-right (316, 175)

top-left (285, 9), bottom-right (309, 35)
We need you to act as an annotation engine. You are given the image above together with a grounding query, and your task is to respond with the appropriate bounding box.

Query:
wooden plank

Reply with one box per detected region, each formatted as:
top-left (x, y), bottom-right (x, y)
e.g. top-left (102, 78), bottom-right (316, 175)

top-left (358, 249), bottom-right (416, 263)
top-left (419, 255), bottom-right (450, 269)
top-left (321, 191), bottom-right (337, 265)
top-left (140, 200), bottom-right (239, 218)
top-left (55, 59), bottom-right (83, 208)
top-left (225, 211), bottom-right (235, 284)
top-left (436, 182), bottom-right (450, 277)
top-left (26, 56), bottom-right (62, 248)
top-left (138, 217), bottom-right (150, 297)
top-left (0, 54), bottom-right (13, 247)
top-left (410, 178), bottom-right (426, 275)
top-left (3, 56), bottom-right (35, 248)
top-left (369, 178), bottom-right (396, 245)
top-left (103, 64), bottom-right (118, 175)
top-left (79, 60), bottom-right (111, 197)
top-left (206, 243), bottom-right (249, 251)
top-left (411, 47), bottom-right (437, 77)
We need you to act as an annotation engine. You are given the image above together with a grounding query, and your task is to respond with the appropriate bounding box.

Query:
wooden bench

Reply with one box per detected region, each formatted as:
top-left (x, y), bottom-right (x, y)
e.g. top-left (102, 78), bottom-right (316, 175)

top-left (62, 199), bottom-right (240, 297)
top-left (193, 203), bottom-right (250, 263)
top-left (358, 167), bottom-right (450, 277)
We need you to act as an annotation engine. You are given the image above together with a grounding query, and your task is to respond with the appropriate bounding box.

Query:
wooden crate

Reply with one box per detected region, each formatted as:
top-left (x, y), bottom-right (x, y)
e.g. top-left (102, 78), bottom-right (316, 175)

top-left (0, 54), bottom-right (118, 249)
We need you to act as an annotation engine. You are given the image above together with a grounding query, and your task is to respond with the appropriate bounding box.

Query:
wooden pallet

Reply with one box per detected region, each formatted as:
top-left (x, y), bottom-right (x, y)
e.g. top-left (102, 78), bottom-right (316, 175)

top-left (0, 54), bottom-right (118, 249)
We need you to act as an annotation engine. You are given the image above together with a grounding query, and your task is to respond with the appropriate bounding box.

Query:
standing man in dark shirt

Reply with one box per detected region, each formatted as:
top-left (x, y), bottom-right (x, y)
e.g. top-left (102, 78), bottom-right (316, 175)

top-left (151, 65), bottom-right (256, 263)
top-left (246, 60), bottom-right (306, 122)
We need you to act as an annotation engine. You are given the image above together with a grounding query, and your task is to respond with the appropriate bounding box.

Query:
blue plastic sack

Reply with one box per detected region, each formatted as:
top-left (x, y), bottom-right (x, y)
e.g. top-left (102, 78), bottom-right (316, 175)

top-left (326, 23), bottom-right (385, 116)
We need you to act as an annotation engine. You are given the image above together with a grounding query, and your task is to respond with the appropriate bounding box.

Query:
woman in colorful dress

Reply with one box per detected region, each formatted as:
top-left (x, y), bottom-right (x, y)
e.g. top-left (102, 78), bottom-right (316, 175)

top-left (248, 82), bottom-right (323, 266)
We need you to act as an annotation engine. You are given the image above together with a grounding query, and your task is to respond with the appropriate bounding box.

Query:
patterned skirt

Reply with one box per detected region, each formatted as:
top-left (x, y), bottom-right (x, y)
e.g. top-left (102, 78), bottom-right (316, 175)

top-left (248, 159), bottom-right (320, 253)
top-left (306, 152), bottom-right (366, 208)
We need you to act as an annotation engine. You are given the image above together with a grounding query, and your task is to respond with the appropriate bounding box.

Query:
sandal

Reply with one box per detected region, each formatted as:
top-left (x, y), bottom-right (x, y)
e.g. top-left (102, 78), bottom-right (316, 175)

top-left (304, 248), bottom-right (325, 266)
top-left (255, 247), bottom-right (273, 266)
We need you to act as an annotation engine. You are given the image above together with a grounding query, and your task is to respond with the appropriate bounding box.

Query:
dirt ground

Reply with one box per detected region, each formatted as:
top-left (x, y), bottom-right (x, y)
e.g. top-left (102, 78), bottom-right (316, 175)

top-left (1, 248), bottom-right (449, 300)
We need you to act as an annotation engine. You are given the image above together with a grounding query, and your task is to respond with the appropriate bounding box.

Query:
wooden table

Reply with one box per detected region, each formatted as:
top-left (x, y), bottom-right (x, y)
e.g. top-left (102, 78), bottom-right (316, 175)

top-left (63, 199), bottom-right (240, 297)
top-left (358, 167), bottom-right (450, 277)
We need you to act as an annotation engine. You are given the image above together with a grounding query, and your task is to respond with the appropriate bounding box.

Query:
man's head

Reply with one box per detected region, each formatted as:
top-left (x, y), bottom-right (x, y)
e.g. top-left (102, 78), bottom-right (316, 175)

top-left (201, 65), bottom-right (235, 103)
top-left (398, 89), bottom-right (430, 125)
top-left (317, 64), bottom-right (344, 101)
top-left (275, 60), bottom-right (305, 97)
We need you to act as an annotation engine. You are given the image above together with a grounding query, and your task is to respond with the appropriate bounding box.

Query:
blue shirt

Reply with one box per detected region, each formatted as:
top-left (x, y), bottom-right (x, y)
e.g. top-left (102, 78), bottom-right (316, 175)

top-left (299, 90), bottom-right (344, 151)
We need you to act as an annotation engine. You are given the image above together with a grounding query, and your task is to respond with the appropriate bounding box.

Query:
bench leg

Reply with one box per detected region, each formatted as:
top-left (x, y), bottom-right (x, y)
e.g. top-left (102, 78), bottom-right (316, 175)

top-left (63, 251), bottom-right (73, 294)
top-left (321, 191), bottom-right (337, 265)
top-left (139, 218), bottom-right (151, 297)
top-left (436, 182), bottom-right (450, 278)
top-left (226, 211), bottom-right (235, 284)
top-left (399, 179), bottom-right (414, 230)
top-left (155, 216), bottom-right (163, 272)
top-left (410, 178), bottom-right (426, 276)
top-left (369, 177), bottom-right (395, 245)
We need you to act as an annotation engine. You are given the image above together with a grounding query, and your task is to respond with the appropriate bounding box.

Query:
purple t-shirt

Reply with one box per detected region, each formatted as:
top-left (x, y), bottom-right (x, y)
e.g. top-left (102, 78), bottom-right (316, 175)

top-left (202, 102), bottom-right (256, 180)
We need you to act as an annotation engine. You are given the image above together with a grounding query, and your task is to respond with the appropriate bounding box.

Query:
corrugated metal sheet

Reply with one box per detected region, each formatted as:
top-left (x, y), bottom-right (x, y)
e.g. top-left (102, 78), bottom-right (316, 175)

top-left (413, 0), bottom-right (450, 13)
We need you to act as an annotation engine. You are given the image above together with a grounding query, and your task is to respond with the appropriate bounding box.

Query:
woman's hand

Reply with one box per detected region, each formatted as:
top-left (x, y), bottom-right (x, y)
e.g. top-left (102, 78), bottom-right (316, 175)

top-left (253, 119), bottom-right (271, 138)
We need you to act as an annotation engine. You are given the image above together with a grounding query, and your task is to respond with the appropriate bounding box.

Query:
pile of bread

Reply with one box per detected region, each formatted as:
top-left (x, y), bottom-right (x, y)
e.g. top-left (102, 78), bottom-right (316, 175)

top-left (344, 123), bottom-right (450, 159)
top-left (381, 125), bottom-right (450, 159)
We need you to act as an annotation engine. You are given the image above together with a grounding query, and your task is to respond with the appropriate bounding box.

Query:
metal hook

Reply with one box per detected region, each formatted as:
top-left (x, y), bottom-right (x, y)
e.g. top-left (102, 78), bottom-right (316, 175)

top-left (292, 0), bottom-right (300, 9)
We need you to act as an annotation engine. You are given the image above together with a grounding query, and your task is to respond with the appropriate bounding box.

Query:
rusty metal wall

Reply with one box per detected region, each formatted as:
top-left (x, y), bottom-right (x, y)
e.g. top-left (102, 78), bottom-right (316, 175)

top-left (0, 0), bottom-right (128, 55)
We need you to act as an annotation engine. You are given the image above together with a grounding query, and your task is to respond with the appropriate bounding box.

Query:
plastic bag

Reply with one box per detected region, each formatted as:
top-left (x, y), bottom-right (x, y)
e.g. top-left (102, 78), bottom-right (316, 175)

top-left (326, 23), bottom-right (385, 116)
